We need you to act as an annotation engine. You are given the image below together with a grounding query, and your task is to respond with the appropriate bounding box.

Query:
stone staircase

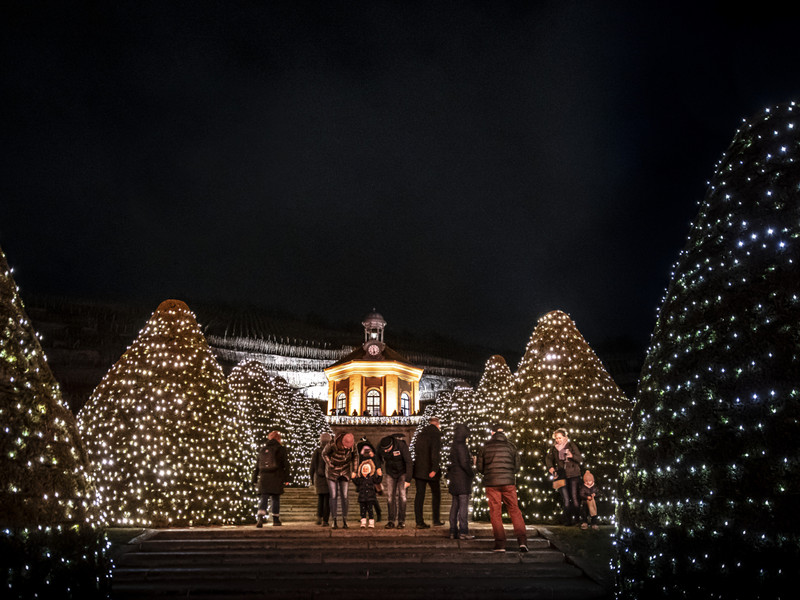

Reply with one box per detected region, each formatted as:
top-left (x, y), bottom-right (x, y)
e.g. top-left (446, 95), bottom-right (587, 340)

top-left (110, 486), bottom-right (609, 599)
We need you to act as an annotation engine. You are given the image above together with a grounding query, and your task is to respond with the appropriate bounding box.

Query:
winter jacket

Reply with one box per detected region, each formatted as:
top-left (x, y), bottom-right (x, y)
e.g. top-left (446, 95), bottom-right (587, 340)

top-left (447, 423), bottom-right (475, 495)
top-left (476, 431), bottom-right (520, 487)
top-left (322, 433), bottom-right (357, 481)
top-left (379, 434), bottom-right (413, 480)
top-left (579, 481), bottom-right (600, 503)
top-left (357, 440), bottom-right (383, 471)
top-left (545, 441), bottom-right (583, 479)
top-left (354, 472), bottom-right (383, 503)
top-left (412, 424), bottom-right (442, 480)
top-left (310, 433), bottom-right (333, 494)
top-left (252, 439), bottom-right (289, 495)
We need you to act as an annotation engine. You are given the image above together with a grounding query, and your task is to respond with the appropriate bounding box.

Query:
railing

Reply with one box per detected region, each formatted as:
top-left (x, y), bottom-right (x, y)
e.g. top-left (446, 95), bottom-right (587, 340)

top-left (325, 415), bottom-right (424, 426)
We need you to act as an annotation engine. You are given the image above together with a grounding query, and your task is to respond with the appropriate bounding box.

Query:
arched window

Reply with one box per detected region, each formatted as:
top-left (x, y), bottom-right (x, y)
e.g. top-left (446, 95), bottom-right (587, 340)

top-left (366, 389), bottom-right (381, 415)
top-left (336, 392), bottom-right (347, 414)
top-left (400, 392), bottom-right (410, 416)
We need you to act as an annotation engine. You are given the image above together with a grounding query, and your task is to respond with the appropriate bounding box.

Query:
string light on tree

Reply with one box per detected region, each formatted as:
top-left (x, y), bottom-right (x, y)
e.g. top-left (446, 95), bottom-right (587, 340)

top-left (513, 311), bottom-right (630, 523)
top-left (616, 101), bottom-right (800, 599)
top-left (78, 299), bottom-right (250, 526)
top-left (229, 359), bottom-right (330, 486)
top-left (0, 246), bottom-right (110, 598)
top-left (467, 355), bottom-right (515, 520)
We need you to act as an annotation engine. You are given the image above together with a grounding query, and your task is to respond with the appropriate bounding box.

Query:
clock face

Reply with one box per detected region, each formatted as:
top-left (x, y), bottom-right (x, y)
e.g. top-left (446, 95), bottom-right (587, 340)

top-left (367, 343), bottom-right (381, 356)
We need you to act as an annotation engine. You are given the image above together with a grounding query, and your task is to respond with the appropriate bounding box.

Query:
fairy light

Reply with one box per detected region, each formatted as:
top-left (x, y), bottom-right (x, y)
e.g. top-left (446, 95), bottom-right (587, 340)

top-left (77, 299), bottom-right (251, 526)
top-left (616, 101), bottom-right (800, 598)
top-left (0, 246), bottom-right (110, 598)
top-left (229, 359), bottom-right (330, 486)
top-left (512, 311), bottom-right (631, 523)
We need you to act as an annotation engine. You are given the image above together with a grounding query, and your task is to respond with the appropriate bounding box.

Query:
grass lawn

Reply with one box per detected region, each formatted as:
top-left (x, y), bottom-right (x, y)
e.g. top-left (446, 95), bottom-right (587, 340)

top-left (538, 525), bottom-right (616, 588)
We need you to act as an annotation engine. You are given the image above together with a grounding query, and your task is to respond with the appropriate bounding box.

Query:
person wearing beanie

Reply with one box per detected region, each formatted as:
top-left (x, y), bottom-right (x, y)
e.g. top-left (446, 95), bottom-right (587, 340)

top-left (357, 438), bottom-right (383, 521)
top-left (378, 432), bottom-right (413, 529)
top-left (322, 431), bottom-right (357, 529)
top-left (545, 428), bottom-right (584, 526)
top-left (477, 424), bottom-right (528, 552)
top-left (309, 432), bottom-right (333, 526)
top-left (413, 417), bottom-right (443, 528)
top-left (578, 470), bottom-right (600, 530)
top-left (252, 430), bottom-right (290, 527)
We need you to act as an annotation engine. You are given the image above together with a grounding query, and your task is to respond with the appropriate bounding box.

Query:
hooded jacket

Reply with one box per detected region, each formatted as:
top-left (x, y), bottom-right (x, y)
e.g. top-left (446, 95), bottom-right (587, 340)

top-left (322, 432), bottom-right (357, 481)
top-left (252, 438), bottom-right (290, 495)
top-left (476, 431), bottom-right (520, 487)
top-left (447, 423), bottom-right (475, 495)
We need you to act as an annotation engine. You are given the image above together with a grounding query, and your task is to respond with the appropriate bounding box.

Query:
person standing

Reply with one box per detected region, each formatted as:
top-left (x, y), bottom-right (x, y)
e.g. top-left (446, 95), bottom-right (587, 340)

top-left (447, 423), bottom-right (475, 539)
top-left (252, 430), bottom-right (290, 527)
top-left (309, 432), bottom-right (332, 526)
top-left (413, 416), bottom-right (443, 528)
top-left (545, 428), bottom-right (583, 526)
top-left (353, 460), bottom-right (382, 528)
top-left (378, 433), bottom-right (413, 529)
top-left (357, 437), bottom-right (383, 521)
top-left (476, 424), bottom-right (528, 552)
top-left (322, 432), bottom-right (357, 529)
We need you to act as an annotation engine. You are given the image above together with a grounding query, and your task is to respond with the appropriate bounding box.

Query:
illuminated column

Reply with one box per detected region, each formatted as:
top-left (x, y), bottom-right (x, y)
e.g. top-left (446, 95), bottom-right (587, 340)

top-left (349, 375), bottom-right (362, 414)
top-left (327, 380), bottom-right (335, 414)
top-left (386, 375), bottom-right (399, 415)
top-left (412, 380), bottom-right (420, 413)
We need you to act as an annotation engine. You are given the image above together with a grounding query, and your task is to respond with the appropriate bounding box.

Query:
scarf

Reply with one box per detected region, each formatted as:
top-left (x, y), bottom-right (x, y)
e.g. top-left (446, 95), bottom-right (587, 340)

top-left (554, 438), bottom-right (569, 462)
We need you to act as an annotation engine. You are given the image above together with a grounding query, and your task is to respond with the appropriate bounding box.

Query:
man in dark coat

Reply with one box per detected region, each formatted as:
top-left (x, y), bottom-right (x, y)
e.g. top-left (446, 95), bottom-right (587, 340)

top-left (476, 424), bottom-right (528, 551)
top-left (379, 432), bottom-right (413, 529)
top-left (447, 423), bottom-right (475, 539)
top-left (413, 417), bottom-right (443, 528)
top-left (253, 430), bottom-right (290, 527)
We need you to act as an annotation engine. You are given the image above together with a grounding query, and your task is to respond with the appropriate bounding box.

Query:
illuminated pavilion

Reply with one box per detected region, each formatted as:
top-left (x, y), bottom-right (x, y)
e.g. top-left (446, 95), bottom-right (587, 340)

top-left (324, 311), bottom-right (423, 417)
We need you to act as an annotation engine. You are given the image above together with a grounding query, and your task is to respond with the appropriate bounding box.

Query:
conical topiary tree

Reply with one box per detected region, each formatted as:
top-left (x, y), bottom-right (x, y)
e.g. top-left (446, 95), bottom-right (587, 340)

top-left (513, 310), bottom-right (630, 523)
top-left (467, 355), bottom-right (515, 520)
top-left (0, 247), bottom-right (110, 598)
top-left (616, 101), bottom-right (800, 598)
top-left (78, 299), bottom-right (250, 526)
top-left (229, 360), bottom-right (330, 487)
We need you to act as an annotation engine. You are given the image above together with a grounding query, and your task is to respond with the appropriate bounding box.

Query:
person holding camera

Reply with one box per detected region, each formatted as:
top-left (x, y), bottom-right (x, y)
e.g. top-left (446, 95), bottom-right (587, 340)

top-left (545, 428), bottom-right (583, 526)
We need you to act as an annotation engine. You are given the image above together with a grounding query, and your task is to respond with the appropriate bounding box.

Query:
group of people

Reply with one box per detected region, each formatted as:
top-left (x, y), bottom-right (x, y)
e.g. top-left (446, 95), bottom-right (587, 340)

top-left (251, 420), bottom-right (599, 550)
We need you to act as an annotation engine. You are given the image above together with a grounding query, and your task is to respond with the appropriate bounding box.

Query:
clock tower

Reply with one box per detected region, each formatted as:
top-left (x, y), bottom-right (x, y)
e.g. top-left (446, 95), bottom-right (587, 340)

top-left (324, 311), bottom-right (423, 417)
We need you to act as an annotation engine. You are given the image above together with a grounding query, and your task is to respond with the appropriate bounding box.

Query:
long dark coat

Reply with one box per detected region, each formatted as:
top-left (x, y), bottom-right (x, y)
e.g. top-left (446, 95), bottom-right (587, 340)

top-left (309, 446), bottom-right (329, 494)
top-left (447, 423), bottom-right (475, 495)
top-left (252, 439), bottom-right (289, 495)
top-left (412, 424), bottom-right (442, 480)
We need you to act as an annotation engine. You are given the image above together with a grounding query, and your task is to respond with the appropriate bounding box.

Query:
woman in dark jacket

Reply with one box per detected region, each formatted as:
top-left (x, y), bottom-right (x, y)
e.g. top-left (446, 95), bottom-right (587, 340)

top-left (447, 423), bottom-right (475, 539)
top-left (252, 430), bottom-right (290, 527)
top-left (322, 432), bottom-right (356, 529)
top-left (309, 432), bottom-right (332, 526)
top-left (545, 428), bottom-right (583, 525)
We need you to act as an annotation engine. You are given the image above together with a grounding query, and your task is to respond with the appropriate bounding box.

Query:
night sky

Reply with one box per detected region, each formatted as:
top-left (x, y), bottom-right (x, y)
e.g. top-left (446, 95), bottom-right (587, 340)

top-left (3, 1), bottom-right (799, 355)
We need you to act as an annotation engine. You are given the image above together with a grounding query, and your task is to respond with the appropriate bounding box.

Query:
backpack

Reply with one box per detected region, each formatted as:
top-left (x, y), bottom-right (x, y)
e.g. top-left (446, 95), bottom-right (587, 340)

top-left (258, 445), bottom-right (278, 471)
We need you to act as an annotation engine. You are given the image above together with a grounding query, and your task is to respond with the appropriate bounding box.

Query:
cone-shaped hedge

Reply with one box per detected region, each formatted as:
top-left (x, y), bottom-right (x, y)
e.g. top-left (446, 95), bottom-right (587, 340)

top-left (616, 102), bottom-right (800, 598)
top-left (0, 247), bottom-right (110, 598)
top-left (229, 360), bottom-right (330, 486)
top-left (513, 310), bottom-right (630, 522)
top-left (468, 355), bottom-right (515, 519)
top-left (78, 300), bottom-right (250, 526)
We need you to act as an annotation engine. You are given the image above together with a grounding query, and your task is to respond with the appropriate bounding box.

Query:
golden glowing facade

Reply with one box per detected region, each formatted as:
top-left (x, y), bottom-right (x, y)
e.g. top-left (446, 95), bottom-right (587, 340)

top-left (324, 312), bottom-right (423, 416)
